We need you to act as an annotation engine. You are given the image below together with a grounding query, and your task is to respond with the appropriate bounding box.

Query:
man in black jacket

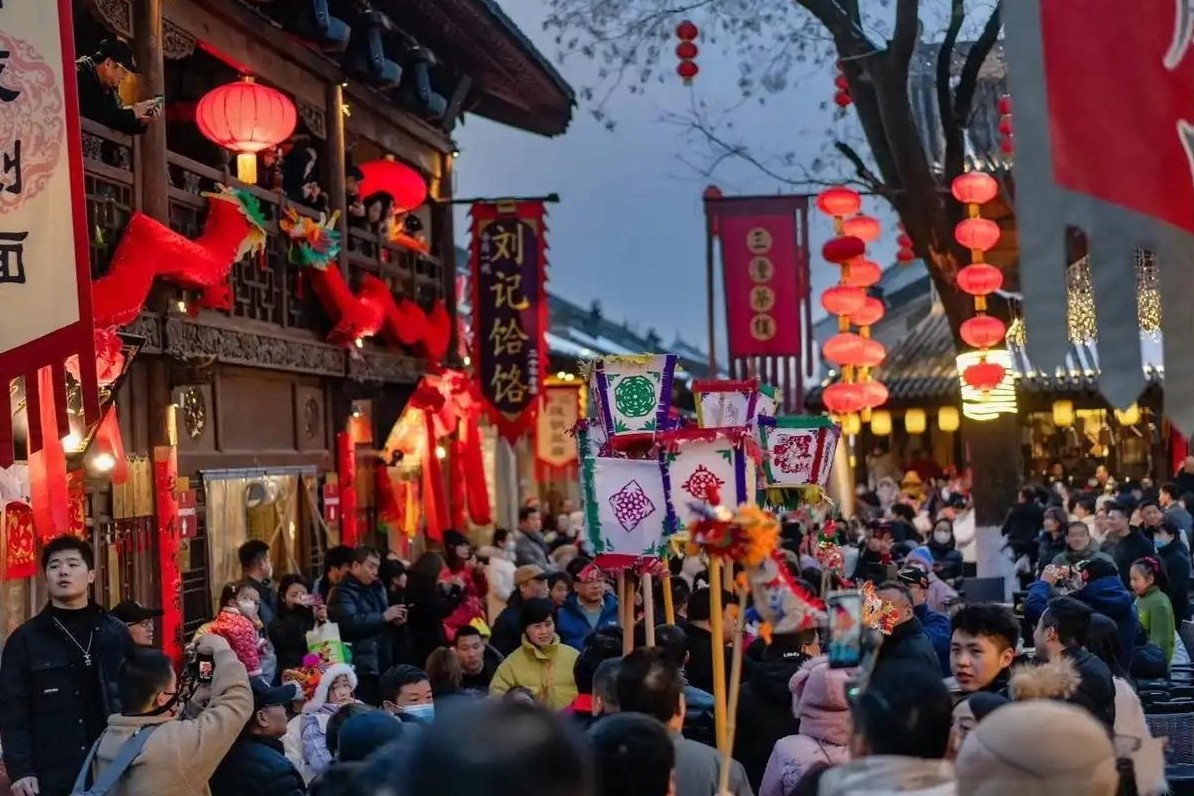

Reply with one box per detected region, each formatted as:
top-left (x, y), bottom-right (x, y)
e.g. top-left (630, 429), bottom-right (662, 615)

top-left (871, 582), bottom-right (942, 680)
top-left (74, 39), bottom-right (157, 135)
top-left (1101, 502), bottom-right (1155, 591)
top-left (1033, 595), bottom-right (1116, 731)
top-left (0, 536), bottom-right (134, 796)
top-left (1155, 521), bottom-right (1192, 623)
top-left (210, 679), bottom-right (305, 796)
top-left (328, 547), bottom-right (405, 706)
top-left (1002, 487), bottom-right (1045, 567)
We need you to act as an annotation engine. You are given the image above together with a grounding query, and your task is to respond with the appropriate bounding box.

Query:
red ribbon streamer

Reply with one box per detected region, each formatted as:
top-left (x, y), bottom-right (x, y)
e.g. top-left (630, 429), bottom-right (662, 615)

top-left (28, 367), bottom-right (69, 540)
top-left (461, 412), bottom-right (492, 526)
top-left (337, 432), bottom-right (358, 547)
top-left (422, 412), bottom-right (446, 541)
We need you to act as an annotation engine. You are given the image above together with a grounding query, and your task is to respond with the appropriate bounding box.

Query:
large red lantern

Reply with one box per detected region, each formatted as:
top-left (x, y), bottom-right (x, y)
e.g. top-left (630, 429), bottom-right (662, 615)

top-left (851, 296), bottom-right (885, 328)
top-left (676, 20), bottom-right (699, 40)
top-left (677, 60), bottom-right (700, 83)
top-left (196, 76), bottom-right (297, 184)
top-left (842, 214), bottom-right (881, 243)
top-left (960, 315), bottom-right (1007, 349)
top-left (963, 359), bottom-right (1007, 392)
top-left (821, 285), bottom-right (866, 316)
top-left (857, 379), bottom-right (889, 408)
top-left (955, 218), bottom-right (1001, 252)
top-left (951, 171), bottom-right (999, 206)
top-left (815, 187), bottom-right (862, 218)
top-left (856, 338), bottom-right (887, 368)
top-left (956, 263), bottom-right (1003, 296)
top-left (823, 382), bottom-right (866, 415)
top-left (358, 157), bottom-right (428, 212)
top-left (822, 235), bottom-right (866, 264)
top-left (823, 332), bottom-right (866, 366)
top-left (676, 41), bottom-right (698, 60)
top-left (846, 258), bottom-right (882, 288)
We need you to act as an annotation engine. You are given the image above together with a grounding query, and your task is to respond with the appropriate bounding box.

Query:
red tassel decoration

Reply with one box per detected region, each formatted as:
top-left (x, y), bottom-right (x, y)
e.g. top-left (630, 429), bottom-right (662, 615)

top-left (422, 412), bottom-right (446, 542)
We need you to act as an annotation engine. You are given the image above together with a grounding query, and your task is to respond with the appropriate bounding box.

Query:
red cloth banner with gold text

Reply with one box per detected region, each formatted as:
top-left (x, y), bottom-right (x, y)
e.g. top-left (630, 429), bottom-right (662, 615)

top-left (713, 197), bottom-right (810, 359)
top-left (0, 0), bottom-right (101, 466)
top-left (536, 382), bottom-right (581, 481)
top-left (2, 501), bottom-right (36, 581)
top-left (469, 201), bottom-right (548, 442)
top-left (153, 446), bottom-right (183, 665)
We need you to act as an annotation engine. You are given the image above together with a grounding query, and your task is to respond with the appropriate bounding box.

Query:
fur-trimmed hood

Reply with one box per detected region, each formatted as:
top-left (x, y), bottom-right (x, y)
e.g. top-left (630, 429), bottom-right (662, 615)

top-left (1009, 657), bottom-right (1081, 702)
top-left (302, 662), bottom-right (358, 713)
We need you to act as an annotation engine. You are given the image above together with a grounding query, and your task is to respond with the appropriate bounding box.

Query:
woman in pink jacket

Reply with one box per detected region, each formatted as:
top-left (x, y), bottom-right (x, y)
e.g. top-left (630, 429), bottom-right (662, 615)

top-left (760, 657), bottom-right (854, 796)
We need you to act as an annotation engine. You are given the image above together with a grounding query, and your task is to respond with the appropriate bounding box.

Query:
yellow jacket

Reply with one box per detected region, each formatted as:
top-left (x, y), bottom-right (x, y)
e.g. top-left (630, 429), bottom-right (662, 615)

top-left (489, 633), bottom-right (579, 710)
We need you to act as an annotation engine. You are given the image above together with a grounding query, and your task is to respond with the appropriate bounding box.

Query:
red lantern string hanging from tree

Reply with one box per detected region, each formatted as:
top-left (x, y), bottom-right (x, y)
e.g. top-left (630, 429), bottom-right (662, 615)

top-left (196, 76), bottom-right (297, 184)
top-left (833, 61), bottom-right (851, 108)
top-left (952, 171), bottom-right (1007, 391)
top-left (895, 222), bottom-right (915, 265)
top-left (675, 20), bottom-right (699, 85)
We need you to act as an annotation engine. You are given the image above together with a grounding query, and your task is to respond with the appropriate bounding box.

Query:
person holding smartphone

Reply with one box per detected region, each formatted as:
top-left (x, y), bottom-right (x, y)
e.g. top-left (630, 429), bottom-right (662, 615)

top-left (74, 39), bottom-right (162, 136)
top-left (269, 575), bottom-right (328, 677)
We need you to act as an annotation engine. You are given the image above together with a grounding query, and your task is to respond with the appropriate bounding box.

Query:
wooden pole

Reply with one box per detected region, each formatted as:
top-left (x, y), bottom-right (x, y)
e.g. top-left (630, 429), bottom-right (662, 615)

top-left (133, 0), bottom-right (167, 222)
top-left (661, 572), bottom-right (675, 626)
top-left (617, 571), bottom-right (632, 656)
top-left (719, 586), bottom-right (751, 793)
top-left (642, 572), bottom-right (656, 647)
top-left (325, 82), bottom-right (348, 275)
top-left (707, 557), bottom-right (728, 753)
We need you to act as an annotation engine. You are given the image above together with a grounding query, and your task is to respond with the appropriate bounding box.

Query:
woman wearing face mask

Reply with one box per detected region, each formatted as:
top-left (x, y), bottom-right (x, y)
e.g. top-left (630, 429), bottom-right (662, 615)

top-left (203, 581), bottom-right (266, 677)
top-left (480, 528), bottom-right (518, 624)
top-left (926, 520), bottom-right (964, 588)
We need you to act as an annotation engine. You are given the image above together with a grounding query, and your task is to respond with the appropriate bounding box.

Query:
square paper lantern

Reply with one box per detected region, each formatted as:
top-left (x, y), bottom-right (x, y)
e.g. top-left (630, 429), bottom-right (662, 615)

top-left (590, 354), bottom-right (678, 438)
top-left (583, 456), bottom-right (673, 561)
top-left (663, 430), bottom-right (757, 526)
top-left (758, 415), bottom-right (840, 488)
top-left (693, 379), bottom-right (759, 429)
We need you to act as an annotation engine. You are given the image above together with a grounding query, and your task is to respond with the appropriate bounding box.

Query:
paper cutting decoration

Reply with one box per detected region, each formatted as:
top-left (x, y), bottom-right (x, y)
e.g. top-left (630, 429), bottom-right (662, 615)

top-left (759, 416), bottom-right (839, 488)
top-left (693, 379), bottom-right (759, 430)
top-left (590, 354), bottom-right (677, 438)
top-left (584, 456), bottom-right (672, 561)
top-left (664, 431), bottom-right (756, 526)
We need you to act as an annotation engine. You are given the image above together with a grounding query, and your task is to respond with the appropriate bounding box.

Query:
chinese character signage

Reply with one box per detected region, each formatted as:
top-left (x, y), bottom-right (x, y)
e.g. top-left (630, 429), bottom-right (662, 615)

top-left (153, 445), bottom-right (183, 665)
top-left (536, 382), bottom-right (582, 480)
top-left (1004, 0), bottom-right (1194, 429)
top-left (0, 1), bottom-right (100, 466)
top-left (711, 197), bottom-right (810, 360)
top-left (469, 201), bottom-right (548, 441)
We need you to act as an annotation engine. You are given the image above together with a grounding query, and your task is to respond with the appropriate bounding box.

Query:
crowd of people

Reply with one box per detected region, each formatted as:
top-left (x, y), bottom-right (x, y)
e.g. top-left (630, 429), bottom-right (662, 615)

top-left (0, 488), bottom-right (1185, 796)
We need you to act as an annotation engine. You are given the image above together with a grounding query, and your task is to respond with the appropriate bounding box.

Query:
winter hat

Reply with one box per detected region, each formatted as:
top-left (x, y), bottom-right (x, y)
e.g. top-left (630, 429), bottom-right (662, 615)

top-left (303, 662), bottom-right (358, 713)
top-left (337, 711), bottom-right (408, 762)
top-left (906, 545), bottom-right (935, 569)
top-left (519, 598), bottom-right (555, 633)
top-left (955, 700), bottom-right (1118, 796)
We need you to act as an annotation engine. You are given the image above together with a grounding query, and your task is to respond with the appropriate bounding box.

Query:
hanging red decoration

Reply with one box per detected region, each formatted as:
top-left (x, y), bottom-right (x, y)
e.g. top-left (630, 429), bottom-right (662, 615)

top-left (820, 285), bottom-right (866, 316)
top-left (856, 379), bottom-right (889, 408)
top-left (960, 315), bottom-right (1007, 349)
top-left (823, 332), bottom-right (866, 366)
top-left (956, 263), bottom-right (1004, 296)
top-left (676, 41), bottom-right (698, 60)
top-left (676, 20), bottom-right (699, 40)
top-left (997, 94), bottom-right (1013, 115)
top-left (896, 233), bottom-right (913, 249)
top-left (833, 61), bottom-right (852, 107)
top-left (675, 20), bottom-right (700, 84)
top-left (358, 158), bottom-right (428, 212)
top-left (1000, 136), bottom-right (1015, 154)
top-left (337, 432), bottom-right (359, 547)
top-left (997, 94), bottom-right (1014, 156)
top-left (963, 359), bottom-right (1007, 392)
top-left (955, 218), bottom-right (1001, 252)
top-left (677, 60), bottom-right (699, 83)
top-left (855, 338), bottom-right (887, 368)
top-left (845, 258), bottom-right (882, 288)
top-left (833, 92), bottom-right (852, 108)
top-left (842, 214), bottom-right (881, 243)
top-left (896, 248), bottom-right (916, 264)
top-left (2, 502), bottom-right (36, 581)
top-left (834, 74), bottom-right (849, 91)
top-left (815, 187), bottom-right (862, 218)
top-left (851, 296), bottom-right (885, 328)
top-left (951, 171), bottom-right (1000, 206)
top-left (822, 235), bottom-right (866, 264)
top-left (195, 76), bottom-right (297, 184)
top-left (823, 382), bottom-right (866, 415)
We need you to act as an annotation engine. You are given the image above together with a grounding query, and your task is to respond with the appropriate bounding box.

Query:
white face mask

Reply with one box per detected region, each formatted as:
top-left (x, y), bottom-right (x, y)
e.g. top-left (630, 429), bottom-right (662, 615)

top-left (237, 599), bottom-right (258, 616)
top-left (933, 531), bottom-right (952, 545)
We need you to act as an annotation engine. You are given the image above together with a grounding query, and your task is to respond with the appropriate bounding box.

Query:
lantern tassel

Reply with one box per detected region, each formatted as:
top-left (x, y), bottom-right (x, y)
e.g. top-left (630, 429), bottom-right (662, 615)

top-left (237, 153), bottom-right (258, 185)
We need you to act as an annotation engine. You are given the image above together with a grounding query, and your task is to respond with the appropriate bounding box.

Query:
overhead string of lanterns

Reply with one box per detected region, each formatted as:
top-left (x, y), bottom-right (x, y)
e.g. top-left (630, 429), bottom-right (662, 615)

top-left (675, 20), bottom-right (699, 85)
top-left (815, 186), bottom-right (888, 430)
top-left (833, 62), bottom-right (851, 108)
top-left (895, 222), bottom-right (916, 265)
top-left (951, 170), bottom-right (1006, 393)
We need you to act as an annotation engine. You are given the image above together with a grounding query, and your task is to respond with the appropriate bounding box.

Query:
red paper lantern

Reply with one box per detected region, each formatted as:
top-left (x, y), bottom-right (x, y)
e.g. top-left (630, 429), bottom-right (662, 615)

top-left (822, 235), bottom-right (866, 264)
top-left (997, 94), bottom-right (1013, 115)
top-left (856, 338), bottom-right (887, 368)
top-left (960, 315), bottom-right (1007, 349)
top-left (834, 74), bottom-right (849, 91)
top-left (896, 248), bottom-right (916, 264)
top-left (951, 171), bottom-right (999, 206)
top-left (998, 117), bottom-right (1014, 136)
top-left (963, 360), bottom-right (1007, 392)
top-left (955, 218), bottom-right (1001, 251)
top-left (676, 20), bottom-right (699, 40)
top-left (857, 379), bottom-right (889, 408)
top-left (896, 233), bottom-right (913, 249)
top-left (358, 158), bottom-right (428, 212)
top-left (845, 258), bottom-right (882, 288)
top-left (677, 60), bottom-right (699, 83)
top-left (816, 187), bottom-right (862, 218)
top-left (956, 263), bottom-right (1003, 296)
top-left (842, 214), bottom-right (881, 243)
top-left (833, 91), bottom-right (852, 108)
top-left (823, 382), bottom-right (866, 415)
top-left (821, 285), bottom-right (866, 316)
top-left (703, 185), bottom-right (722, 201)
top-left (1000, 136), bottom-right (1015, 154)
top-left (851, 296), bottom-right (885, 327)
top-left (823, 332), bottom-right (866, 366)
top-left (676, 41), bottom-right (698, 60)
top-left (196, 76), bottom-right (297, 184)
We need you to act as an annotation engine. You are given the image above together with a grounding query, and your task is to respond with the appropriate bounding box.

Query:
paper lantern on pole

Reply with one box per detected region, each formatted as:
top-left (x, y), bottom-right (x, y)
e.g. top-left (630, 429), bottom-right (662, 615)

top-left (870, 410), bottom-right (892, 436)
top-left (938, 406), bottom-right (960, 432)
top-left (843, 214), bottom-right (881, 243)
top-left (823, 333), bottom-right (865, 366)
top-left (955, 218), bottom-right (1002, 252)
top-left (196, 76), bottom-right (297, 184)
top-left (904, 408), bottom-right (927, 434)
top-left (823, 382), bottom-right (865, 415)
top-left (1052, 399), bottom-right (1075, 428)
top-left (963, 359), bottom-right (1007, 393)
top-left (846, 258), bottom-right (882, 288)
top-left (815, 187), bottom-right (862, 218)
top-left (960, 315), bottom-right (1007, 349)
top-left (822, 236), bottom-right (866, 264)
top-left (856, 379), bottom-right (888, 409)
top-left (856, 338), bottom-right (886, 368)
top-left (951, 171), bottom-right (1000, 205)
top-left (850, 296), bottom-right (885, 328)
top-left (957, 263), bottom-right (1003, 296)
top-left (675, 20), bottom-right (700, 84)
top-left (821, 285), bottom-right (866, 316)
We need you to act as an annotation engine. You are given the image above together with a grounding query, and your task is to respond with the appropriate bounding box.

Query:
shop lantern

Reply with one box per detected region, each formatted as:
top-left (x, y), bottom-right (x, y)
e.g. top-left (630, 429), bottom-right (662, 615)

top-left (821, 284), bottom-right (866, 316)
top-left (952, 170), bottom-right (1007, 393)
top-left (823, 332), bottom-right (866, 366)
top-left (822, 235), bottom-right (867, 264)
top-left (904, 408), bottom-right (927, 434)
top-left (843, 214), bottom-right (881, 243)
top-left (856, 338), bottom-right (886, 368)
top-left (196, 76), bottom-right (297, 184)
top-left (1114, 404), bottom-right (1141, 425)
top-left (856, 378), bottom-right (889, 409)
top-left (951, 171), bottom-right (1000, 206)
top-left (955, 218), bottom-right (1002, 252)
top-left (851, 296), bottom-right (885, 328)
top-left (957, 263), bottom-right (1004, 296)
top-left (1052, 399), bottom-right (1075, 427)
top-left (675, 20), bottom-right (699, 85)
top-left (870, 410), bottom-right (892, 436)
top-left (845, 258), bottom-right (882, 288)
top-left (957, 349), bottom-right (1016, 420)
top-left (960, 315), bottom-right (1008, 349)
top-left (963, 358), bottom-right (1007, 393)
top-left (938, 406), bottom-right (960, 432)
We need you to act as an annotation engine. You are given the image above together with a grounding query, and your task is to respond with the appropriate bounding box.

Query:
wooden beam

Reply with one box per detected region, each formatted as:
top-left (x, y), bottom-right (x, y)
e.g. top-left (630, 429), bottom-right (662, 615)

top-left (133, 0), bottom-right (168, 223)
top-left (326, 83), bottom-right (349, 275)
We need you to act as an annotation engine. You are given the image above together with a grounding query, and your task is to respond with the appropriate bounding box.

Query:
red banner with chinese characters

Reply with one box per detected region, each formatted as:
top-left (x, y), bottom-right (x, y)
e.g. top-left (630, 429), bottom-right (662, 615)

top-left (153, 446), bottom-right (183, 665)
top-left (2, 501), bottom-right (37, 581)
top-left (0, 0), bottom-right (101, 468)
top-left (66, 469), bottom-right (86, 539)
top-left (712, 197), bottom-right (810, 359)
top-left (337, 432), bottom-right (358, 547)
top-left (536, 382), bottom-right (582, 481)
top-left (469, 201), bottom-right (548, 442)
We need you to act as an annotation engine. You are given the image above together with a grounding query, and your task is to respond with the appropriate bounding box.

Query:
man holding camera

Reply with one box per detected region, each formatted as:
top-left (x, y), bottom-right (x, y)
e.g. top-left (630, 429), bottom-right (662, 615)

top-left (75, 634), bottom-right (251, 794)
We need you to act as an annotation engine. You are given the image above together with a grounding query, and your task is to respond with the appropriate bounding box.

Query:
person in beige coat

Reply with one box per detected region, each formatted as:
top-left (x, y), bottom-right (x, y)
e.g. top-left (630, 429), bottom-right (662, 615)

top-left (85, 633), bottom-right (252, 795)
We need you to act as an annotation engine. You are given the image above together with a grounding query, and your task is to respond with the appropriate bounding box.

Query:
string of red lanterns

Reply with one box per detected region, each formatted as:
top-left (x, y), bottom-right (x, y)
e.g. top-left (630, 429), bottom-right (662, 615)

top-left (675, 21), bottom-right (700, 85)
top-left (998, 94), bottom-right (1014, 155)
top-left (895, 222), bottom-right (916, 265)
top-left (952, 171), bottom-right (1006, 392)
top-left (833, 62), bottom-right (851, 108)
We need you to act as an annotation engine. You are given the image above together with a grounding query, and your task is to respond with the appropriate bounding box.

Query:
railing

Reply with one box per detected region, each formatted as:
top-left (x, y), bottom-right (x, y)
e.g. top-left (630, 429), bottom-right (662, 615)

top-left (81, 119), bottom-right (137, 279)
top-left (345, 225), bottom-right (446, 306)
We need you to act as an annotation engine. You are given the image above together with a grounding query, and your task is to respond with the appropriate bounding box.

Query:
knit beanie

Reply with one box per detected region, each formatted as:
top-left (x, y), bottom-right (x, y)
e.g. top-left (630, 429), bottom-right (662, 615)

top-left (955, 700), bottom-right (1118, 796)
top-left (337, 711), bottom-right (408, 762)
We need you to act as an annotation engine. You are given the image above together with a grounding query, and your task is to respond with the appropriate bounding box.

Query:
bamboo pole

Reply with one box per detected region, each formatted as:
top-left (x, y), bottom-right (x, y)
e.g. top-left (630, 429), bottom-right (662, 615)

top-left (617, 571), bottom-right (632, 656)
top-left (707, 557), bottom-right (728, 753)
top-left (719, 585), bottom-right (751, 793)
top-left (642, 572), bottom-right (656, 647)
top-left (661, 572), bottom-right (675, 626)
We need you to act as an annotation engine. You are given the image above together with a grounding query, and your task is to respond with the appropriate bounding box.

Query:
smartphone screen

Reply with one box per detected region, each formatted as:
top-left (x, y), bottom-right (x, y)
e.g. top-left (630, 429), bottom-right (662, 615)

top-left (827, 590), bottom-right (864, 668)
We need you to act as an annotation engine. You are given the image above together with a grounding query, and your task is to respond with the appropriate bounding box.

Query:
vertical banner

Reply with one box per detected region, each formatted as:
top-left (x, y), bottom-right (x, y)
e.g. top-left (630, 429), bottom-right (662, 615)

top-left (2, 500), bottom-right (36, 581)
top-left (153, 446), bottom-right (183, 665)
top-left (469, 201), bottom-right (548, 442)
top-left (336, 432), bottom-right (358, 547)
top-left (536, 382), bottom-right (582, 481)
top-left (0, 0), bottom-right (100, 466)
top-left (708, 196), bottom-right (811, 412)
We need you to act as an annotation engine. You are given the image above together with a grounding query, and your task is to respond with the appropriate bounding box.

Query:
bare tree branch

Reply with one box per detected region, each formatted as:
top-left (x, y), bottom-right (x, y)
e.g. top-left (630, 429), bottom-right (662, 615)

top-left (938, 0), bottom-right (966, 178)
top-left (833, 141), bottom-right (885, 193)
top-left (890, 0), bottom-right (921, 63)
top-left (953, 2), bottom-right (1002, 126)
top-left (796, 0), bottom-right (879, 54)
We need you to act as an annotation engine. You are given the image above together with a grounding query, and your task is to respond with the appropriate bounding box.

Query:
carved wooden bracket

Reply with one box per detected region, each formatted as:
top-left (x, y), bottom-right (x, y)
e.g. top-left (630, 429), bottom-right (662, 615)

top-left (348, 350), bottom-right (425, 384)
top-left (297, 101), bottom-right (327, 140)
top-left (85, 0), bottom-right (132, 38)
top-left (163, 20), bottom-right (197, 61)
top-left (163, 318), bottom-right (346, 377)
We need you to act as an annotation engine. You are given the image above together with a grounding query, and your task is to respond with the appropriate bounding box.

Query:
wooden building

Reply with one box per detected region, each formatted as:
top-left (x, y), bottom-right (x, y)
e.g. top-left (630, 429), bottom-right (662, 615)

top-left (62, 0), bottom-right (572, 637)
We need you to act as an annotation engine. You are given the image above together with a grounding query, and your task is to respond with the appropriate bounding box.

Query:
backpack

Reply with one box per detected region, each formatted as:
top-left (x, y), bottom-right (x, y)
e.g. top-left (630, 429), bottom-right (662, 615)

top-left (70, 725), bottom-right (159, 796)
